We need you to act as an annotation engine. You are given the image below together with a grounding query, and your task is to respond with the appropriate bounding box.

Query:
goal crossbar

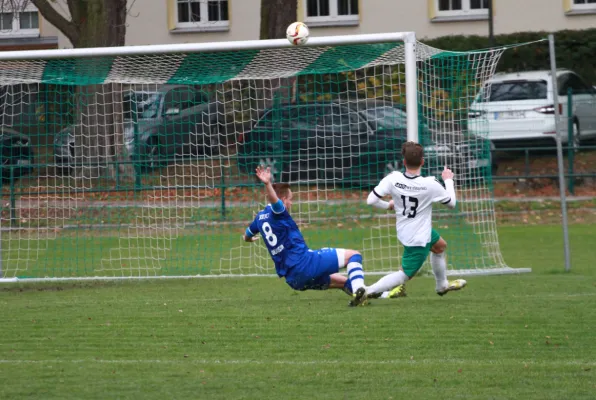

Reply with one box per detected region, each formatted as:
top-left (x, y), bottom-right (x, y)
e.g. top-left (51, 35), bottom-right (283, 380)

top-left (0, 32), bottom-right (416, 61)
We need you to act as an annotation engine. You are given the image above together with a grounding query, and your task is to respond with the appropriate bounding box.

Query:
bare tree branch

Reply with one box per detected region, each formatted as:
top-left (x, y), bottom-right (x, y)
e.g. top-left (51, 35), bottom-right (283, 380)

top-left (31, 0), bottom-right (78, 44)
top-left (0, 0), bottom-right (29, 13)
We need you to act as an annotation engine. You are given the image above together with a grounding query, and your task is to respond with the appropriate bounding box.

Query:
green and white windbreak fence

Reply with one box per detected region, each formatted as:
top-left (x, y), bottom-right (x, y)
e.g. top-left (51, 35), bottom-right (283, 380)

top-left (0, 32), bottom-right (531, 282)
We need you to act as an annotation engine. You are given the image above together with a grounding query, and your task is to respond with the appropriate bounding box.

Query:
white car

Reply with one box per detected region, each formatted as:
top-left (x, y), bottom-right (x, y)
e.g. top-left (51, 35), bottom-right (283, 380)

top-left (467, 69), bottom-right (596, 149)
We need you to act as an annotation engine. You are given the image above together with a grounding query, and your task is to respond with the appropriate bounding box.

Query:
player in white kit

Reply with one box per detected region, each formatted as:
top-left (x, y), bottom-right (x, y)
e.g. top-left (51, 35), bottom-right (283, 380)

top-left (351, 141), bottom-right (467, 305)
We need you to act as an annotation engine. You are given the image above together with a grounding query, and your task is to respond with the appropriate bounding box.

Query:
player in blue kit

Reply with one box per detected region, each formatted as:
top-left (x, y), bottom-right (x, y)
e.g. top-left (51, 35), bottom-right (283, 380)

top-left (242, 165), bottom-right (368, 306)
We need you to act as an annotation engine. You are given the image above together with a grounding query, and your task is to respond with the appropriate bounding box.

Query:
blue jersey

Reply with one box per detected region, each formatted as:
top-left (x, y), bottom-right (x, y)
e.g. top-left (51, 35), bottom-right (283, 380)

top-left (246, 202), bottom-right (310, 277)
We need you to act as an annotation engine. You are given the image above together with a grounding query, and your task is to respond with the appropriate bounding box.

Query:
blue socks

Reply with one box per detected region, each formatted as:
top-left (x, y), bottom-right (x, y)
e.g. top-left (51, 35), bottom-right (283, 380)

top-left (347, 254), bottom-right (365, 293)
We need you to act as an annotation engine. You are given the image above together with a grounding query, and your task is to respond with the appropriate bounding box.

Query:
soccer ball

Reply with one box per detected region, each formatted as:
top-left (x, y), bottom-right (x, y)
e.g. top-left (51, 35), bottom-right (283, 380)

top-left (286, 22), bottom-right (309, 46)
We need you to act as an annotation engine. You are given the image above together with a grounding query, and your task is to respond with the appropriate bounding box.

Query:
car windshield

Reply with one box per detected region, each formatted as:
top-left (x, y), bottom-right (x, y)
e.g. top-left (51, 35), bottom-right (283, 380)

top-left (123, 92), bottom-right (162, 120)
top-left (361, 105), bottom-right (407, 129)
top-left (483, 80), bottom-right (548, 102)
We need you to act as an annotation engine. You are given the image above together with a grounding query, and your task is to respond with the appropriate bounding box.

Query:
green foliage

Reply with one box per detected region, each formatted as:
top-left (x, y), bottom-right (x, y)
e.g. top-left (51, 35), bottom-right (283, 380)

top-left (296, 68), bottom-right (407, 104)
top-left (422, 28), bottom-right (596, 84)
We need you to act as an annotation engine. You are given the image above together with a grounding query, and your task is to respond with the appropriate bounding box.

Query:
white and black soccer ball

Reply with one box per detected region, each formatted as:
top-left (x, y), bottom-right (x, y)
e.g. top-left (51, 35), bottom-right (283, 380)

top-left (286, 22), bottom-right (310, 46)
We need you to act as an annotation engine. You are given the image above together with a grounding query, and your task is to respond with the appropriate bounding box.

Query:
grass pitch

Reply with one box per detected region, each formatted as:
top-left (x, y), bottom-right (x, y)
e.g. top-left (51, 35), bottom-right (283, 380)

top-left (1, 223), bottom-right (596, 399)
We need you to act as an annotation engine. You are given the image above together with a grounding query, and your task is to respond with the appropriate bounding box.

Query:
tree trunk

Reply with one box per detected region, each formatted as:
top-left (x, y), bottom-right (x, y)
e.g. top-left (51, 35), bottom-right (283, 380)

top-left (260, 0), bottom-right (297, 40)
top-left (26, 0), bottom-right (129, 183)
top-left (70, 0), bottom-right (126, 48)
top-left (259, 0), bottom-right (298, 107)
top-left (73, 83), bottom-right (130, 182)
top-left (68, 0), bottom-right (132, 182)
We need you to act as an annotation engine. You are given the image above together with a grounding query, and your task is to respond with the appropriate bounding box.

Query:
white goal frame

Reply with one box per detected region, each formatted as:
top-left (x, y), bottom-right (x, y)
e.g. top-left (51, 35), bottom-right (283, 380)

top-left (0, 31), bottom-right (532, 282)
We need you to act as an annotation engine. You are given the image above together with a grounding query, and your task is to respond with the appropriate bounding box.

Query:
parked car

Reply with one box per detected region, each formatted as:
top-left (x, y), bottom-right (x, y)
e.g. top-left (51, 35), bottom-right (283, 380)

top-left (54, 85), bottom-right (222, 171)
top-left (358, 102), bottom-right (496, 177)
top-left (467, 69), bottom-right (596, 149)
top-left (238, 99), bottom-right (493, 185)
top-left (1, 127), bottom-right (34, 182)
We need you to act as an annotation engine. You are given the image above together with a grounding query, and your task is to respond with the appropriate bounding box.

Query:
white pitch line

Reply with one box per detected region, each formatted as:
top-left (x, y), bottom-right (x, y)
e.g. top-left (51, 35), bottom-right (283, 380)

top-left (0, 359), bottom-right (594, 367)
top-left (509, 292), bottom-right (596, 298)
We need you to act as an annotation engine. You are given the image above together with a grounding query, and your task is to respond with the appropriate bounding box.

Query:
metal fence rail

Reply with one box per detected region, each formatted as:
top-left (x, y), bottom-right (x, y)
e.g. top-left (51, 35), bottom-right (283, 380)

top-left (1, 142), bottom-right (595, 228)
top-left (491, 144), bottom-right (596, 194)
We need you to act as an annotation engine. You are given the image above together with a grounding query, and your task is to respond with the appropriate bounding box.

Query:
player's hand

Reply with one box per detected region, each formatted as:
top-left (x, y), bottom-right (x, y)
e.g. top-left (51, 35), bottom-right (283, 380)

top-left (243, 234), bottom-right (260, 243)
top-left (388, 200), bottom-right (395, 211)
top-left (255, 165), bottom-right (272, 185)
top-left (442, 166), bottom-right (454, 181)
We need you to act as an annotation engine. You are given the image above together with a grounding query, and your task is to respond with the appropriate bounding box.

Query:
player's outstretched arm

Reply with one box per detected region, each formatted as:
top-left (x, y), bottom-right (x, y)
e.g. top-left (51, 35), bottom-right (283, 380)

top-left (256, 166), bottom-right (280, 205)
top-left (440, 166), bottom-right (457, 209)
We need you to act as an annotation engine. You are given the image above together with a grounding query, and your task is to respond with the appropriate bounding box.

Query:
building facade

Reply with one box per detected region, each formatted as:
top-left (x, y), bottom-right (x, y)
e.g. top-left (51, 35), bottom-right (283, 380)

top-left (1, 0), bottom-right (596, 50)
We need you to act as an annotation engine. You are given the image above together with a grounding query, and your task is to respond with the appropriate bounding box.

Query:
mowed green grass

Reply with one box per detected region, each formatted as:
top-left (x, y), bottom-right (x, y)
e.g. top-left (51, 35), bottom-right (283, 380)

top-left (1, 223), bottom-right (596, 399)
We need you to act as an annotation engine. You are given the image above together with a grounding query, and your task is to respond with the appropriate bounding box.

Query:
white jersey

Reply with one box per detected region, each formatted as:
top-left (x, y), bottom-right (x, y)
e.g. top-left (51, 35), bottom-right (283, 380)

top-left (373, 171), bottom-right (452, 247)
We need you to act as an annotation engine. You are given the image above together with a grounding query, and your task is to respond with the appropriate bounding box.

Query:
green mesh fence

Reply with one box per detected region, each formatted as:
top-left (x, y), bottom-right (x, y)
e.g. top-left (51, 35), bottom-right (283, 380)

top-left (0, 40), bottom-right (520, 280)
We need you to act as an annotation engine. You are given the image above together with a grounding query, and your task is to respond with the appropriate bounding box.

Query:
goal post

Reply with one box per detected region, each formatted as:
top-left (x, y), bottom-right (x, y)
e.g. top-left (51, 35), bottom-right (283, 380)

top-left (0, 31), bottom-right (530, 282)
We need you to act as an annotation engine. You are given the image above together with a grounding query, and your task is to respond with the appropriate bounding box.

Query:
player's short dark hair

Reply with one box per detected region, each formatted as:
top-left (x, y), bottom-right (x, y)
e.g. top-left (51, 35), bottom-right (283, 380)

top-left (273, 183), bottom-right (291, 199)
top-left (401, 141), bottom-right (424, 168)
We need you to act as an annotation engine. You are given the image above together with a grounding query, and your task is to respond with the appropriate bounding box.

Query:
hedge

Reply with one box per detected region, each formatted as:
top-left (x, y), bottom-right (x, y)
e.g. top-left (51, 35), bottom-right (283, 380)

top-left (421, 28), bottom-right (596, 84)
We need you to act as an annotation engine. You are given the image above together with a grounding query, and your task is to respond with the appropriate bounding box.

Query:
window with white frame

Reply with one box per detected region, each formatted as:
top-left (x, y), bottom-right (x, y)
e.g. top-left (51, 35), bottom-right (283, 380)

top-left (572, 0), bottom-right (596, 9)
top-left (435, 0), bottom-right (489, 18)
top-left (0, 2), bottom-right (39, 36)
top-left (305, 0), bottom-right (359, 25)
top-left (176, 0), bottom-right (229, 28)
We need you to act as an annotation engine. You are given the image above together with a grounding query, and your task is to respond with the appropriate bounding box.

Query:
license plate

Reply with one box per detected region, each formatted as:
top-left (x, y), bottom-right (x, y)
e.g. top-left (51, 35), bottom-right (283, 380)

top-left (494, 111), bottom-right (524, 120)
top-left (17, 159), bottom-right (31, 165)
top-left (469, 159), bottom-right (490, 168)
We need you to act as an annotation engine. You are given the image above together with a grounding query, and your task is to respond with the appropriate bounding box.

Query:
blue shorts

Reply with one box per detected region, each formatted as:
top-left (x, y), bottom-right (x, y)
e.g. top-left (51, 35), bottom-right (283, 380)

top-left (285, 248), bottom-right (341, 291)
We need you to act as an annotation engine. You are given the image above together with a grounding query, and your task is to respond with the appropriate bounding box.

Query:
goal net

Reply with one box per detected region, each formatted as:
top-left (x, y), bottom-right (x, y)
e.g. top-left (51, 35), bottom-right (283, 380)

top-left (0, 33), bottom-right (530, 281)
